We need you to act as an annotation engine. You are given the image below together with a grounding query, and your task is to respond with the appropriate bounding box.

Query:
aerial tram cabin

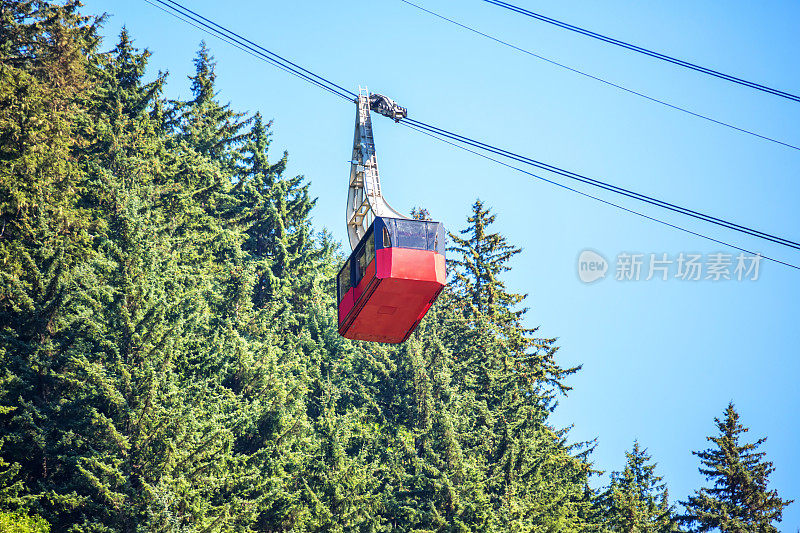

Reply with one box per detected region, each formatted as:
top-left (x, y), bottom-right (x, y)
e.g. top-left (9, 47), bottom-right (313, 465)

top-left (337, 89), bottom-right (446, 343)
top-left (337, 217), bottom-right (445, 343)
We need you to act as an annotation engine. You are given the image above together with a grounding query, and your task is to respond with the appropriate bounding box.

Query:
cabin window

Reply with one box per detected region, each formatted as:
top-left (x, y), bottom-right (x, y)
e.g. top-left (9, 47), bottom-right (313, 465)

top-left (353, 229), bottom-right (375, 286)
top-left (337, 260), bottom-right (351, 303)
top-left (395, 220), bottom-right (427, 250)
top-left (356, 240), bottom-right (374, 283)
top-left (383, 227), bottom-right (391, 248)
top-left (425, 222), bottom-right (439, 251)
top-left (364, 233), bottom-right (375, 267)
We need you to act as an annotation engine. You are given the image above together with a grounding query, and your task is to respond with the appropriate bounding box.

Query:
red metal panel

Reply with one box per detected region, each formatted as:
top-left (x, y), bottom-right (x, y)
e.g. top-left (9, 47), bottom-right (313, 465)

top-left (339, 249), bottom-right (445, 343)
top-left (353, 258), bottom-right (376, 302)
top-left (340, 259), bottom-right (381, 333)
top-left (338, 290), bottom-right (355, 325)
top-left (376, 248), bottom-right (445, 284)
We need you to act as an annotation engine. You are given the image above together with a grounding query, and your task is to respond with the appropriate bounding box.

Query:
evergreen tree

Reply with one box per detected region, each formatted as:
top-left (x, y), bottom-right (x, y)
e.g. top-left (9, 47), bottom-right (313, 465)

top-left (379, 299), bottom-right (494, 531)
top-left (226, 113), bottom-right (321, 532)
top-left (0, 439), bottom-right (49, 532)
top-left (601, 441), bottom-right (678, 532)
top-left (448, 199), bottom-right (577, 393)
top-left (681, 403), bottom-right (792, 532)
top-left (0, 510), bottom-right (50, 533)
top-left (2, 17), bottom-right (271, 529)
top-left (237, 112), bottom-right (320, 320)
top-left (173, 41), bottom-right (250, 170)
top-left (0, 1), bottom-right (108, 528)
top-left (444, 199), bottom-right (595, 530)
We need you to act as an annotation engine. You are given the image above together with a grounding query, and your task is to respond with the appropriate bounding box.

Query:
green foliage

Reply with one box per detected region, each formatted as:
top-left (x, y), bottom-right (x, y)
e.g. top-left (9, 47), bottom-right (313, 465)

top-left (680, 403), bottom-right (792, 532)
top-left (3, 2), bottom-right (789, 532)
top-left (0, 511), bottom-right (50, 533)
top-left (599, 441), bottom-right (678, 532)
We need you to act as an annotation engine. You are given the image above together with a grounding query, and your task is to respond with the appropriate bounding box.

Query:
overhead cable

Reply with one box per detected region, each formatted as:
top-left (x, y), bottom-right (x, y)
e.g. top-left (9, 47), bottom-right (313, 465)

top-left (148, 0), bottom-right (355, 101)
top-left (401, 120), bottom-right (799, 270)
top-left (481, 0), bottom-right (800, 103)
top-left (399, 0), bottom-right (800, 152)
top-left (404, 118), bottom-right (800, 251)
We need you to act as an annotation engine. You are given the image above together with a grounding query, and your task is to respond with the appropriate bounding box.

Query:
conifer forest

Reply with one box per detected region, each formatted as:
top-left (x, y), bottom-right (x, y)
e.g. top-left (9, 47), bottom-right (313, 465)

top-left (0, 2), bottom-right (793, 531)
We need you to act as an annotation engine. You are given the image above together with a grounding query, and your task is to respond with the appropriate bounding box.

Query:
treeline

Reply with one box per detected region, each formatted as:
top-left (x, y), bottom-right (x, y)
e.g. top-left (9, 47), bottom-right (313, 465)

top-left (0, 1), bottom-right (790, 531)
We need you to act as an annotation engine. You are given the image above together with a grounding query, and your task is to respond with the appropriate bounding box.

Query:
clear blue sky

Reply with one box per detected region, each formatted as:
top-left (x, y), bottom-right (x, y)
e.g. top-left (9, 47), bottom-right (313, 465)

top-left (84, 0), bottom-right (800, 526)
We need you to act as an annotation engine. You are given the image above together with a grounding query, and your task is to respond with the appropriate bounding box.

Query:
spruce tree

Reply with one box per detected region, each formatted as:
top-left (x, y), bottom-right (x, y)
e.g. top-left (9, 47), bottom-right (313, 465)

top-left (380, 298), bottom-right (494, 531)
top-left (0, 511), bottom-right (50, 533)
top-left (0, 2), bottom-right (107, 528)
top-left (227, 113), bottom-right (321, 532)
top-left (446, 199), bottom-right (595, 530)
top-left (681, 403), bottom-right (792, 532)
top-left (601, 441), bottom-right (678, 532)
top-left (173, 41), bottom-right (250, 170)
top-left (1, 17), bottom-right (277, 529)
top-left (237, 112), bottom-right (320, 320)
top-left (448, 199), bottom-right (578, 393)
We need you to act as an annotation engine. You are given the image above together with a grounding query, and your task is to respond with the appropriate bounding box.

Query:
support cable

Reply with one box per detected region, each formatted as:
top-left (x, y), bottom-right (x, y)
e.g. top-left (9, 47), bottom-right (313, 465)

top-left (481, 0), bottom-right (800, 103)
top-left (405, 118), bottom-right (800, 251)
top-left (401, 121), bottom-right (799, 270)
top-left (148, 0), bottom-right (355, 101)
top-left (399, 0), bottom-right (800, 152)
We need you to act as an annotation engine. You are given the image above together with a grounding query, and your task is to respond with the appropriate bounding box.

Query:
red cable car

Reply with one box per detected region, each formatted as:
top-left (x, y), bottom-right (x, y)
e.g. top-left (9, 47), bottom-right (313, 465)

top-left (338, 89), bottom-right (445, 342)
top-left (337, 217), bottom-right (446, 343)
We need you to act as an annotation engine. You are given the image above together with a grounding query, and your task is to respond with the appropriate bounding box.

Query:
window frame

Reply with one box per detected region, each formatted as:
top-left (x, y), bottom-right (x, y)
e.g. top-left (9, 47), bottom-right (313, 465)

top-left (352, 225), bottom-right (375, 287)
top-left (337, 259), bottom-right (351, 304)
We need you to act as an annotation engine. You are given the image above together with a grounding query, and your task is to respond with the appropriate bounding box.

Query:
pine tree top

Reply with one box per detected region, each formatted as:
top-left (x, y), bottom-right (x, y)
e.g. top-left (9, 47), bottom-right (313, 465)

top-left (448, 199), bottom-right (525, 324)
top-left (681, 403), bottom-right (792, 532)
top-left (190, 40), bottom-right (216, 103)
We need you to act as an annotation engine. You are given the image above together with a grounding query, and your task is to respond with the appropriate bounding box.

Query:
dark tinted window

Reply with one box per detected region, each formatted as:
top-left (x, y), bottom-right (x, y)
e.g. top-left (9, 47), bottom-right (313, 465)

top-left (377, 217), bottom-right (444, 253)
top-left (353, 229), bottom-right (375, 285)
top-left (364, 232), bottom-right (375, 266)
top-left (337, 260), bottom-right (351, 303)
